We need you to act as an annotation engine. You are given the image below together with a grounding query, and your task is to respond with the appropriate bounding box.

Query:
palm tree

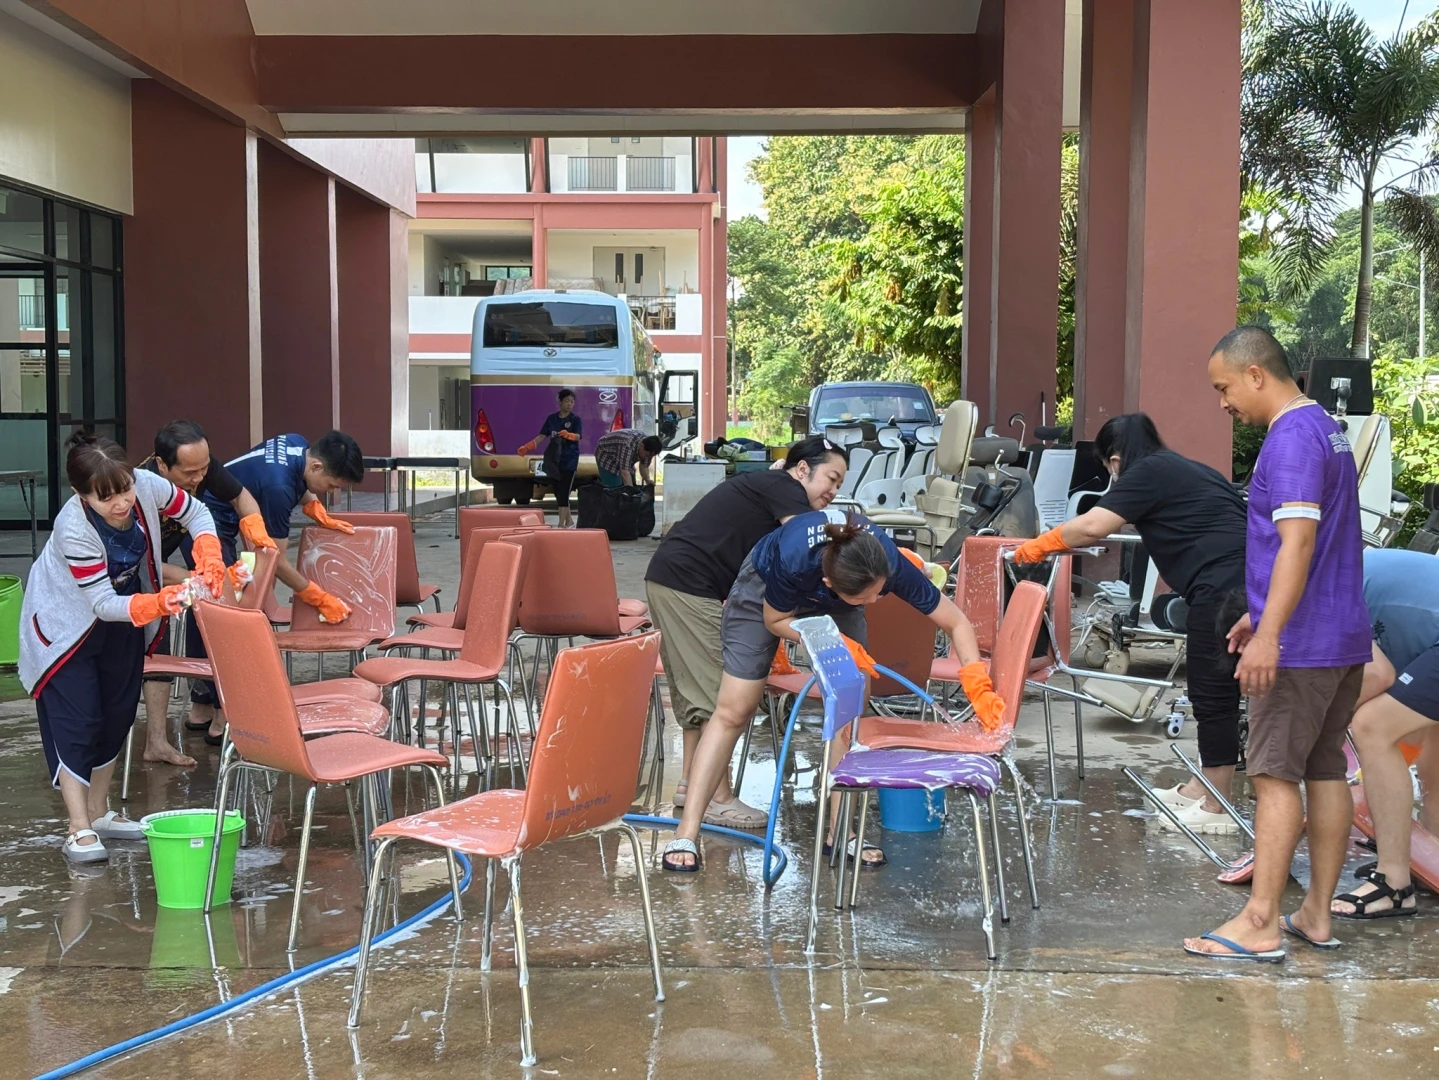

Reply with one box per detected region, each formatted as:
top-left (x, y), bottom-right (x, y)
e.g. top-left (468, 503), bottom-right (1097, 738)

top-left (1244, 0), bottom-right (1439, 356)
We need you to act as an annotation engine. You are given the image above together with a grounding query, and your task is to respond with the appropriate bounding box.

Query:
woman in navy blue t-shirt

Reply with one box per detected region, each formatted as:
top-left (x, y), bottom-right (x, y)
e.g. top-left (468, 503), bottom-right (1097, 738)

top-left (519, 388), bottom-right (582, 527)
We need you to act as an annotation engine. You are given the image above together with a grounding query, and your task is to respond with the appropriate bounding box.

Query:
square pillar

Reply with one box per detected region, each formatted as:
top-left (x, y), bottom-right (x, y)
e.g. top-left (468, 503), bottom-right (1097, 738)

top-left (962, 96), bottom-right (996, 421)
top-left (126, 82), bottom-right (261, 458)
top-left (990, 0), bottom-right (1065, 436)
top-left (337, 187), bottom-right (409, 462)
top-left (1125, 0), bottom-right (1241, 469)
top-left (529, 137), bottom-right (548, 193)
top-left (1074, 0), bottom-right (1133, 440)
top-left (259, 142), bottom-right (339, 438)
top-left (710, 139), bottom-right (730, 436)
top-left (531, 208), bottom-right (547, 289)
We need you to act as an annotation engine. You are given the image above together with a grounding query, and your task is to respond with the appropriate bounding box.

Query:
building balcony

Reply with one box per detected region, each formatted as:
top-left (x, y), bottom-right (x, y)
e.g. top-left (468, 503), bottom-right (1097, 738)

top-left (549, 138), bottom-right (697, 195)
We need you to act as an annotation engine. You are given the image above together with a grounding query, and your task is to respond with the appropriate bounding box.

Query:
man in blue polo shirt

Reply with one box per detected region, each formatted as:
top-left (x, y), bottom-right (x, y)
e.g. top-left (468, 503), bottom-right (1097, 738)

top-left (184, 430), bottom-right (365, 743)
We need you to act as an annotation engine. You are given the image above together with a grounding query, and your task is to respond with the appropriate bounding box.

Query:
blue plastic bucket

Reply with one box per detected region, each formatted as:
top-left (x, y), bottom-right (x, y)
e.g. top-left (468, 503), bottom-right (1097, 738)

top-left (877, 787), bottom-right (946, 832)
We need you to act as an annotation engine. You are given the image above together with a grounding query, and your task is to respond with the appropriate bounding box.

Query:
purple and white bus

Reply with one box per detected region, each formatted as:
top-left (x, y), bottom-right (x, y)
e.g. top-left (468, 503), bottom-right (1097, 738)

top-left (470, 291), bottom-right (661, 506)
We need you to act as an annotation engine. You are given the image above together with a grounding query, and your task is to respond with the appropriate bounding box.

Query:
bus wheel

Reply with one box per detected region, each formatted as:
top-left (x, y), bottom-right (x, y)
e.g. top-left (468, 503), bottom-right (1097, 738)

top-left (513, 486), bottom-right (532, 505)
top-left (491, 480), bottom-right (517, 505)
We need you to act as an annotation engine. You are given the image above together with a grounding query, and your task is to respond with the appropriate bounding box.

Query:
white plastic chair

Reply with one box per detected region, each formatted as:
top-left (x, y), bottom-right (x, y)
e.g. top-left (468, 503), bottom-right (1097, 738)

top-left (838, 447), bottom-right (874, 497)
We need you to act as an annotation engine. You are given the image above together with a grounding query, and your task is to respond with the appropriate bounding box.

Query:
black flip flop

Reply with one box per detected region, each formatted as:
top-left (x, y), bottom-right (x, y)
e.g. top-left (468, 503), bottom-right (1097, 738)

top-left (202, 730), bottom-right (224, 747)
top-left (184, 720), bottom-right (211, 732)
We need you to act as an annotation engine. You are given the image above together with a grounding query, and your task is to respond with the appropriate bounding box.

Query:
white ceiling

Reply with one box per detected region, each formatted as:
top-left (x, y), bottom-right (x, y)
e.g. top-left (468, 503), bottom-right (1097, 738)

top-left (245, 0), bottom-right (985, 37)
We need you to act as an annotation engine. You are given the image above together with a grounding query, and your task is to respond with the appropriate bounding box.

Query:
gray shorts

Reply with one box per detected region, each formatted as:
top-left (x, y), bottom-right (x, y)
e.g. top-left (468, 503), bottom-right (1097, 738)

top-left (721, 558), bottom-right (867, 681)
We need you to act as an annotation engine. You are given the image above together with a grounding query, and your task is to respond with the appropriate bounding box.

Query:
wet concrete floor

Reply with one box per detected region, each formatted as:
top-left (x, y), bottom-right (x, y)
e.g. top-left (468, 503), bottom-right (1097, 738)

top-left (1, 513), bottom-right (1437, 1077)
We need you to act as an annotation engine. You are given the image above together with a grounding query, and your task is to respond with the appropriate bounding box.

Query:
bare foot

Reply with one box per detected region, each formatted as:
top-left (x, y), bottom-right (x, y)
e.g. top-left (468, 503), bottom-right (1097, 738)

top-left (144, 742), bottom-right (196, 767)
top-left (1183, 909), bottom-right (1281, 955)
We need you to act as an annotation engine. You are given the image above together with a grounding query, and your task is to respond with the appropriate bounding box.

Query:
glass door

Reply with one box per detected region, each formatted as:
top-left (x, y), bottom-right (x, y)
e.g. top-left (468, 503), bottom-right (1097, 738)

top-left (0, 261), bottom-right (53, 523)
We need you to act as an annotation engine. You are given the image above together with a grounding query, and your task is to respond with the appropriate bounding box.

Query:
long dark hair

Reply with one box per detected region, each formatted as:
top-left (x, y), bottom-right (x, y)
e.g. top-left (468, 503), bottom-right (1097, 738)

top-left (820, 515), bottom-right (890, 597)
top-left (66, 432), bottom-right (133, 499)
top-left (1094, 413), bottom-right (1165, 475)
top-left (784, 435), bottom-right (850, 472)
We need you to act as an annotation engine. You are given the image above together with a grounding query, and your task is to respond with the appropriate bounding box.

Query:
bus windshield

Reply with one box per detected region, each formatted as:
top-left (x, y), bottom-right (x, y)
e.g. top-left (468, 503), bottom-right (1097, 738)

top-left (482, 301), bottom-right (619, 349)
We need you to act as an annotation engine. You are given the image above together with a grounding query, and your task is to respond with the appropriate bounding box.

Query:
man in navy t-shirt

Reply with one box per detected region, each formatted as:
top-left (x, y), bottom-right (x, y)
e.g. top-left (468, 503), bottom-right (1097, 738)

top-left (185, 430), bottom-right (365, 743)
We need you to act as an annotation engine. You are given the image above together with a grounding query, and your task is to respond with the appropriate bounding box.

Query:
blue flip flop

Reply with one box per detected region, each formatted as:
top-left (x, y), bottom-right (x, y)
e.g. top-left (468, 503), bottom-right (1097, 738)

top-left (1182, 932), bottom-right (1285, 963)
top-left (1280, 914), bottom-right (1341, 950)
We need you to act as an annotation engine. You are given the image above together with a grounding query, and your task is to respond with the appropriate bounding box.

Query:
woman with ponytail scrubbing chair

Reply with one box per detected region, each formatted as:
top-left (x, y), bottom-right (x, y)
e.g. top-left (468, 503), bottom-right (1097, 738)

top-left (662, 509), bottom-right (1001, 872)
top-left (17, 434), bottom-right (226, 864)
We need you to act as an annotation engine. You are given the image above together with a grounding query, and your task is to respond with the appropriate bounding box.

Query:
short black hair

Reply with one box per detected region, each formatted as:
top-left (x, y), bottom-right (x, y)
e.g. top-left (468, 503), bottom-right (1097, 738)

top-left (784, 435), bottom-right (850, 471)
top-left (1211, 325), bottom-right (1294, 381)
top-left (641, 435), bottom-right (664, 456)
top-left (310, 430), bottom-right (365, 483)
top-left (1094, 413), bottom-right (1165, 475)
top-left (557, 388), bottom-right (576, 403)
top-left (154, 419), bottom-right (208, 467)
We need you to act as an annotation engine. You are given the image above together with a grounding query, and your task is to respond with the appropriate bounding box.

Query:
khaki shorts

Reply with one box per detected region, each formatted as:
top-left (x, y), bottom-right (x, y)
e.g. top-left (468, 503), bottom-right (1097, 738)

top-left (645, 581), bottom-right (723, 729)
top-left (1246, 664), bottom-right (1364, 783)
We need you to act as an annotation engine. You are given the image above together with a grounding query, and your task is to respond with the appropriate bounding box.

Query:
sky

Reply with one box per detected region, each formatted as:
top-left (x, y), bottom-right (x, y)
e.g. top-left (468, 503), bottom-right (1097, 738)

top-left (723, 1), bottom-right (1432, 220)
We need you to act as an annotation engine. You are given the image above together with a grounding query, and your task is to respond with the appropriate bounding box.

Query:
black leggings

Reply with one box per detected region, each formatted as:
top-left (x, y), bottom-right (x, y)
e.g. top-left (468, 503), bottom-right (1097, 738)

top-left (1184, 586), bottom-right (1243, 768)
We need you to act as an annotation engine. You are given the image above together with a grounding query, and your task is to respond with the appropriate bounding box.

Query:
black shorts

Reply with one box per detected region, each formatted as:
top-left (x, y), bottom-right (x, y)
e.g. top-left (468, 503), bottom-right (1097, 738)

top-left (1388, 644), bottom-right (1439, 722)
top-left (548, 468), bottom-right (576, 505)
top-left (35, 620), bottom-right (144, 787)
top-left (720, 558), bottom-right (867, 681)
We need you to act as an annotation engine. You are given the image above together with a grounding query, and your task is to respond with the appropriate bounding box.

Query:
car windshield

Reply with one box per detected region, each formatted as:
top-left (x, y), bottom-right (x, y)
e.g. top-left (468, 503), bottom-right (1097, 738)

top-left (814, 386), bottom-right (934, 426)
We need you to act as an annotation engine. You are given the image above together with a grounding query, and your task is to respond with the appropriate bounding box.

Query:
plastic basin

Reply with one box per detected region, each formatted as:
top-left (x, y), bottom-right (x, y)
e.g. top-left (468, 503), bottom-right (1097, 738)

top-left (142, 809), bottom-right (245, 909)
top-left (877, 787), bottom-right (946, 832)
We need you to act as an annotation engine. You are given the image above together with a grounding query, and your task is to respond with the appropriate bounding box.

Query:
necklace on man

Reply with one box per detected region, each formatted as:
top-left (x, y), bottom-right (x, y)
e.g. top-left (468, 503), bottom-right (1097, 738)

top-left (1273, 393), bottom-right (1313, 421)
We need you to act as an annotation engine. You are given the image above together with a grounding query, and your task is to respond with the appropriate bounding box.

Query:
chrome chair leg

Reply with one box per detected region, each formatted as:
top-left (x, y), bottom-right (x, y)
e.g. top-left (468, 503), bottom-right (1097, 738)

top-left (734, 716), bottom-right (755, 796)
top-left (120, 727), bottom-right (134, 801)
top-left (421, 764), bottom-right (461, 920)
top-left (833, 790), bottom-right (853, 910)
top-left (804, 757), bottom-right (832, 954)
top-left (987, 790), bottom-right (1010, 924)
top-left (1004, 758), bottom-right (1040, 910)
top-left (849, 791), bottom-right (871, 910)
top-left (966, 790), bottom-right (997, 961)
top-left (1071, 672), bottom-right (1086, 781)
top-left (287, 784), bottom-right (319, 953)
top-left (616, 821), bottom-right (665, 1002)
top-left (480, 857), bottom-right (498, 972)
top-left (1042, 692), bottom-right (1058, 797)
top-left (497, 679), bottom-right (525, 786)
top-left (508, 858), bottom-right (537, 1067)
top-left (204, 759), bottom-right (240, 915)
top-left (347, 835), bottom-right (396, 1028)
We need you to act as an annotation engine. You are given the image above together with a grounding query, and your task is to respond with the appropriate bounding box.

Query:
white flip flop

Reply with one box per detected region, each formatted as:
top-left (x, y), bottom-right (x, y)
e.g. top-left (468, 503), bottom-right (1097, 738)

top-left (63, 829), bottom-right (109, 864)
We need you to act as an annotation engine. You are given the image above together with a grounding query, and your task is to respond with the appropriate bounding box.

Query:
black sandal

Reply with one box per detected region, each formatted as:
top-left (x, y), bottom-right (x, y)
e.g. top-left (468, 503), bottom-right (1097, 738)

top-left (823, 837), bottom-right (888, 869)
top-left (1332, 864), bottom-right (1417, 920)
top-left (662, 838), bottom-right (701, 872)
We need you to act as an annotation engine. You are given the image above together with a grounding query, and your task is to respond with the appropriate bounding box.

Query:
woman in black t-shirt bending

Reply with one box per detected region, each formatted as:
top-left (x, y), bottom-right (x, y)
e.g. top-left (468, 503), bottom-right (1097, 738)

top-left (644, 436), bottom-right (849, 828)
top-left (1014, 413), bottom-right (1246, 836)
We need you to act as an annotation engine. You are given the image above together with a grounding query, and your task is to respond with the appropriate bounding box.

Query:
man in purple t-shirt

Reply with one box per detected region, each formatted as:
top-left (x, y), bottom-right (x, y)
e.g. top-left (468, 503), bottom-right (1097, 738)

top-left (1186, 326), bottom-right (1370, 963)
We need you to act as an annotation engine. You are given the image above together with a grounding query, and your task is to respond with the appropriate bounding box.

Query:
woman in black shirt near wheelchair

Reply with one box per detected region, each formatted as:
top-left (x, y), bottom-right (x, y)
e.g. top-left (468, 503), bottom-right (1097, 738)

top-left (1014, 413), bottom-right (1246, 836)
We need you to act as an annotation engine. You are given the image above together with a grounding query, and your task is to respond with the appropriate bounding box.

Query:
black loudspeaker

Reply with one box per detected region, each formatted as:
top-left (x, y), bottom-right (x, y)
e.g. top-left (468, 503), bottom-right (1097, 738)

top-left (1301, 357), bottom-right (1374, 415)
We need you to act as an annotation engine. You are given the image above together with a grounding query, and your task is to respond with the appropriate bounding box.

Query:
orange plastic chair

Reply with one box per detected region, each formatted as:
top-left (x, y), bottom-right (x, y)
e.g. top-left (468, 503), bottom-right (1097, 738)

top-left (336, 511), bottom-right (442, 614)
top-left (346, 632), bottom-right (664, 1068)
top-left (274, 526), bottom-right (399, 674)
top-left (458, 506), bottom-right (545, 564)
top-left (194, 601), bottom-right (454, 952)
top-left (409, 524), bottom-right (549, 632)
top-left (355, 540), bottom-right (526, 785)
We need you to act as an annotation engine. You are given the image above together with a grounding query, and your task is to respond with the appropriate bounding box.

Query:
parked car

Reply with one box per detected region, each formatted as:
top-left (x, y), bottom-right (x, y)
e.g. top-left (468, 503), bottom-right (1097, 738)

top-left (790, 381), bottom-right (939, 449)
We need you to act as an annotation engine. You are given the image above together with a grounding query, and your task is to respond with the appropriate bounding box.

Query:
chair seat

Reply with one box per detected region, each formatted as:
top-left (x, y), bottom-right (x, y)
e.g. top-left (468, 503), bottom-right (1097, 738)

top-left (371, 789), bottom-right (526, 857)
top-left (297, 699), bottom-right (391, 737)
top-left (408, 610), bottom-right (457, 630)
top-left (856, 715), bottom-right (1010, 756)
top-left (618, 614), bottom-right (651, 634)
top-left (380, 627), bottom-right (462, 653)
top-left (930, 654), bottom-right (964, 683)
top-left (270, 606), bottom-right (292, 626)
top-left (618, 598), bottom-right (648, 618)
top-left (304, 731), bottom-right (448, 784)
top-left (143, 655), bottom-right (212, 679)
top-left (354, 655), bottom-right (501, 687)
top-left (292, 678), bottom-right (384, 706)
top-left (416, 584), bottom-right (441, 604)
top-left (765, 671), bottom-right (822, 699)
top-left (275, 630), bottom-right (379, 653)
top-left (831, 748), bottom-right (1002, 796)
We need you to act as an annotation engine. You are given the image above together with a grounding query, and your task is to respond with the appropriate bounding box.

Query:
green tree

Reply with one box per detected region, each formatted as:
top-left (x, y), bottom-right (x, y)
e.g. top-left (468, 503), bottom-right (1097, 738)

top-left (1243, 0), bottom-right (1439, 356)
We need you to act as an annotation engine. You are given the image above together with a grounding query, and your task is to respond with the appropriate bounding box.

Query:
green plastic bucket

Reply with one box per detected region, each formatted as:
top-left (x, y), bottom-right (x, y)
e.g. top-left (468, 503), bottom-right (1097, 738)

top-left (0, 575), bottom-right (20, 667)
top-left (142, 809), bottom-right (245, 909)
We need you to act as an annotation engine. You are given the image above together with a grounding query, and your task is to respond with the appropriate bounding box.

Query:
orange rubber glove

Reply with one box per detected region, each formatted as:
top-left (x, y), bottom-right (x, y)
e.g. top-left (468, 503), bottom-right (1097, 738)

top-left (190, 533), bottom-right (227, 599)
top-left (770, 642), bottom-right (798, 676)
top-left (295, 581), bottom-right (352, 624)
top-left (559, 430), bottom-right (581, 442)
top-left (842, 635), bottom-right (879, 679)
top-left (959, 661), bottom-right (1007, 731)
top-left (224, 560), bottom-right (252, 597)
top-left (129, 584), bottom-right (188, 627)
top-left (238, 513), bottom-right (279, 552)
top-left (1012, 526), bottom-right (1068, 566)
top-left (517, 440), bottom-right (539, 456)
top-left (302, 500), bottom-right (355, 534)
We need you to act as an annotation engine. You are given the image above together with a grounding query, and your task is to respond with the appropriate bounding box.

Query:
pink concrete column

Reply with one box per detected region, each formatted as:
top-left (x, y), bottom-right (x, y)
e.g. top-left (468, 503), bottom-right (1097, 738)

top-left (125, 82), bottom-right (261, 458)
top-left (698, 202), bottom-right (718, 444)
top-left (696, 137), bottom-right (715, 194)
top-left (990, 0), bottom-right (1065, 436)
top-left (1125, 0), bottom-right (1241, 469)
top-left (529, 138), bottom-right (548, 193)
top-left (710, 138), bottom-right (729, 434)
top-left (259, 142), bottom-right (339, 438)
top-left (337, 187), bottom-right (409, 462)
top-left (531, 207), bottom-right (547, 288)
top-left (1073, 0), bottom-right (1134, 441)
top-left (962, 96), bottom-right (996, 422)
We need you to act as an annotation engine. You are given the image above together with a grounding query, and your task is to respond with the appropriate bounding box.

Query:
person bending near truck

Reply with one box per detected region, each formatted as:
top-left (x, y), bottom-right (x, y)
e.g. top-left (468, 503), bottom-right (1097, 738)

top-left (1014, 412), bottom-right (1247, 835)
top-left (136, 419), bottom-right (278, 764)
top-left (517, 388), bottom-right (582, 528)
top-left (185, 431), bottom-right (364, 745)
top-left (645, 436), bottom-right (849, 829)
top-left (595, 428), bottom-right (662, 489)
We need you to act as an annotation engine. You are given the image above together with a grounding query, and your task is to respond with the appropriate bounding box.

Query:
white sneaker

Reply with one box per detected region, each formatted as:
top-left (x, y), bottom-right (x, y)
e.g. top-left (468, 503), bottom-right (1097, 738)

top-left (1152, 784), bottom-right (1200, 811)
top-left (1160, 800), bottom-right (1240, 836)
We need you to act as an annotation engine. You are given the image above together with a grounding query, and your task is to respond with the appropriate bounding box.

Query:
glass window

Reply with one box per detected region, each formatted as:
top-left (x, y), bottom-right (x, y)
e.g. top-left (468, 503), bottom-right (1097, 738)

top-left (813, 385), bottom-right (937, 426)
top-left (0, 418), bottom-right (50, 522)
top-left (0, 269), bottom-right (44, 333)
top-left (54, 203), bottom-right (83, 262)
top-left (0, 187), bottom-right (45, 256)
top-left (0, 349), bottom-right (40, 414)
top-left (482, 301), bottom-right (619, 348)
top-left (91, 273), bottom-right (117, 419)
top-left (89, 213), bottom-right (116, 269)
top-left (56, 268), bottom-right (85, 420)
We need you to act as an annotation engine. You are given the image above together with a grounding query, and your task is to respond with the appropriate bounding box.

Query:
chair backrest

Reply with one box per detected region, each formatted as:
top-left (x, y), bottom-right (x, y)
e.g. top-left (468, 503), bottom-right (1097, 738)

top-left (288, 526), bottom-right (398, 639)
top-left (987, 580), bottom-right (1048, 734)
top-left (194, 602), bottom-right (315, 779)
top-left (235, 547), bottom-right (280, 610)
top-left (956, 536), bottom-right (1070, 670)
top-left (458, 541), bottom-right (525, 668)
top-left (935, 400), bottom-right (978, 476)
top-left (838, 448), bottom-right (874, 497)
top-left (793, 616), bottom-right (868, 741)
top-left (516, 632), bottom-right (661, 851)
top-left (459, 507), bottom-right (546, 564)
top-left (452, 525), bottom-right (548, 628)
top-left (334, 512), bottom-right (423, 604)
top-left (866, 593), bottom-right (939, 698)
top-left (516, 529), bottom-right (621, 637)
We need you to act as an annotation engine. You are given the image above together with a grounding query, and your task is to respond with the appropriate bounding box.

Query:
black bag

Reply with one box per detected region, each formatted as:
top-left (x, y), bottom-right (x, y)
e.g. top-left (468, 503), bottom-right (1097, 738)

top-left (576, 481), bottom-right (604, 530)
top-left (636, 484), bottom-right (656, 538)
top-left (598, 486), bottom-right (642, 541)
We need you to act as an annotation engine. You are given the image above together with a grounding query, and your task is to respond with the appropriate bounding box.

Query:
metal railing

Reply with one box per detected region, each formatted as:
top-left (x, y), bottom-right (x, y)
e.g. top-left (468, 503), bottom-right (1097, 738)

top-left (626, 296), bottom-right (677, 330)
top-left (17, 294), bottom-right (44, 329)
top-left (568, 156), bottom-right (618, 192)
top-left (625, 156), bottom-right (676, 192)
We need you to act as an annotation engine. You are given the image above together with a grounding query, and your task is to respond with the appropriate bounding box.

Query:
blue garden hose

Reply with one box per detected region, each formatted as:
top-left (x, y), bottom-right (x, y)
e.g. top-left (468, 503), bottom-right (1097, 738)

top-left (36, 817), bottom-right (788, 1078)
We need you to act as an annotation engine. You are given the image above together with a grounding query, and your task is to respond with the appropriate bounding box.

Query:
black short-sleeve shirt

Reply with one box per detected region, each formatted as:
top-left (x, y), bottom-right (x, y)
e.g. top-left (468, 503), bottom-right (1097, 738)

top-left (141, 455), bottom-right (243, 559)
top-left (644, 470), bottom-right (814, 602)
top-left (1095, 449), bottom-right (1247, 597)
